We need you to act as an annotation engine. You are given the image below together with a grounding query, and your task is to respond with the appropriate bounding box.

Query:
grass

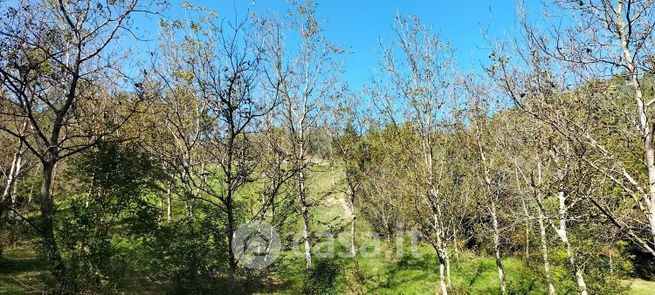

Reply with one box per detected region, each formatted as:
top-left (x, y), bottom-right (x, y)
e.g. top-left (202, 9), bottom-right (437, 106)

top-left (2, 238), bottom-right (655, 294)
top-left (315, 248), bottom-right (546, 294)
top-left (0, 246), bottom-right (53, 295)
top-left (626, 279), bottom-right (655, 295)
top-left (262, 249), bottom-right (655, 294)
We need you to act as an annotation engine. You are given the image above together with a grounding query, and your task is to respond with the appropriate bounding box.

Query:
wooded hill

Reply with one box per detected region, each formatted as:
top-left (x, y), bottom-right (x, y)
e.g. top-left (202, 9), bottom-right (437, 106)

top-left (2, 0), bottom-right (655, 294)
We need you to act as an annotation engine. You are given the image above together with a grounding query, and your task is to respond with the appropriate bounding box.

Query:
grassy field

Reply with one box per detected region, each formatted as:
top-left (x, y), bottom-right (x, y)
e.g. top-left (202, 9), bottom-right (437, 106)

top-left (628, 279), bottom-right (655, 295)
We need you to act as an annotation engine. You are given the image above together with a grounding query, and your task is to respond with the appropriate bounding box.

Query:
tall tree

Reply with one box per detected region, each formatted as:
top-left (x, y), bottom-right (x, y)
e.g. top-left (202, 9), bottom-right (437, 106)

top-left (258, 0), bottom-right (344, 268)
top-left (155, 6), bottom-right (274, 277)
top-left (0, 0), bottom-right (153, 290)
top-left (491, 0), bottom-right (655, 257)
top-left (469, 93), bottom-right (508, 294)
top-left (331, 97), bottom-right (367, 271)
top-left (371, 14), bottom-right (460, 294)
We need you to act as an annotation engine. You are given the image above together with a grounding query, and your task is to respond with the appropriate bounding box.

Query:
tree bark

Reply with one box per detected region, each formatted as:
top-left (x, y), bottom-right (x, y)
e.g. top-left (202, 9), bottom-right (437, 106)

top-left (538, 204), bottom-right (555, 295)
top-left (555, 191), bottom-right (587, 295)
top-left (299, 168), bottom-right (312, 268)
top-left (2, 140), bottom-right (23, 203)
top-left (432, 212), bottom-right (449, 295)
top-left (40, 161), bottom-right (71, 292)
top-left (227, 197), bottom-right (237, 278)
top-left (613, 0), bottom-right (655, 248)
top-left (490, 200), bottom-right (507, 294)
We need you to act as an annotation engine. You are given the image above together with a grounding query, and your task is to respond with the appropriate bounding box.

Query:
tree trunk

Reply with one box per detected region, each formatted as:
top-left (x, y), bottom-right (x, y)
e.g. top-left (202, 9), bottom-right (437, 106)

top-left (227, 197), bottom-right (237, 278)
top-left (615, 4), bottom-right (655, 248)
top-left (490, 200), bottom-right (507, 294)
top-left (2, 140), bottom-right (24, 205)
top-left (40, 161), bottom-right (71, 292)
top-left (431, 242), bottom-right (449, 295)
top-left (299, 169), bottom-right (312, 268)
top-left (0, 142), bottom-right (22, 252)
top-left (435, 246), bottom-right (448, 295)
top-left (538, 205), bottom-right (555, 295)
top-left (433, 213), bottom-right (449, 295)
top-left (555, 191), bottom-right (587, 295)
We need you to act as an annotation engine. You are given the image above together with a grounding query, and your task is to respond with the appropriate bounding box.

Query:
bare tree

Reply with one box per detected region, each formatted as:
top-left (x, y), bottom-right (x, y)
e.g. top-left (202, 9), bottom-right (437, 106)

top-left (468, 90), bottom-right (508, 294)
top-left (148, 12), bottom-right (215, 222)
top-left (258, 1), bottom-right (344, 268)
top-left (157, 8), bottom-right (273, 277)
top-left (490, 0), bottom-right (655, 257)
top-left (371, 14), bottom-right (460, 294)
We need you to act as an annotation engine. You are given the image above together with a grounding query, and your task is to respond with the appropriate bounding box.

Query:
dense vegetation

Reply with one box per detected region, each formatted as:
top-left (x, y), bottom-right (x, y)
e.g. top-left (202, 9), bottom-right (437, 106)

top-left (2, 0), bottom-right (655, 294)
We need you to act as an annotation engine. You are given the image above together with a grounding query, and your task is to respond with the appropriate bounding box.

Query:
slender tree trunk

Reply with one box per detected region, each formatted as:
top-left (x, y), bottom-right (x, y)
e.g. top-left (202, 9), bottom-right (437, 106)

top-left (40, 161), bottom-right (71, 292)
top-left (615, 3), bottom-right (655, 248)
top-left (433, 212), bottom-right (449, 295)
top-left (538, 205), bottom-right (555, 295)
top-left (1, 143), bottom-right (20, 248)
top-left (432, 242), bottom-right (448, 295)
top-left (184, 199), bottom-right (192, 219)
top-left (474, 114), bottom-right (506, 293)
top-left (555, 191), bottom-right (587, 295)
top-left (227, 196), bottom-right (237, 278)
top-left (644, 124), bottom-right (655, 249)
top-left (225, 134), bottom-right (238, 278)
top-left (438, 253), bottom-right (448, 295)
top-left (2, 140), bottom-right (24, 205)
top-left (0, 145), bottom-right (16, 256)
top-left (11, 184), bottom-right (18, 208)
top-left (490, 200), bottom-right (507, 294)
top-left (631, 65), bottom-right (655, 250)
top-left (299, 168), bottom-right (312, 268)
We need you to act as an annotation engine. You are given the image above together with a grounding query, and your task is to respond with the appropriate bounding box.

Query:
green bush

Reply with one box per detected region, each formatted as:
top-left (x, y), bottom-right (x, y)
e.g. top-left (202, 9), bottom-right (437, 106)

top-left (303, 257), bottom-right (345, 295)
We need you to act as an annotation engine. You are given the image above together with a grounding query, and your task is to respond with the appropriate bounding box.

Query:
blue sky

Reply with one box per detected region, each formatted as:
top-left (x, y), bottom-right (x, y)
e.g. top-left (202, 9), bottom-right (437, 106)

top-left (138, 0), bottom-right (523, 90)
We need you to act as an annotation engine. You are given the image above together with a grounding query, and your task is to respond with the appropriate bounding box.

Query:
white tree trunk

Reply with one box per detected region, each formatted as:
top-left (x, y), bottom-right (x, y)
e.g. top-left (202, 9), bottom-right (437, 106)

top-left (538, 206), bottom-right (555, 295)
top-left (439, 257), bottom-right (448, 295)
top-left (610, 1), bottom-right (655, 249)
top-left (555, 191), bottom-right (588, 295)
top-left (433, 212), bottom-right (449, 295)
top-left (491, 200), bottom-right (507, 294)
top-left (2, 140), bottom-right (24, 203)
top-left (299, 169), bottom-right (312, 268)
